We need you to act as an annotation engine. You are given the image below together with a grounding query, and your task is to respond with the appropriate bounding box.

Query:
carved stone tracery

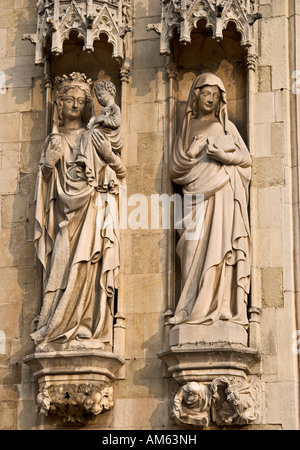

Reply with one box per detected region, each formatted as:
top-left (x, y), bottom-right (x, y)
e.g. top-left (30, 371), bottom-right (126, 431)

top-left (147, 0), bottom-right (261, 55)
top-left (23, 0), bottom-right (132, 65)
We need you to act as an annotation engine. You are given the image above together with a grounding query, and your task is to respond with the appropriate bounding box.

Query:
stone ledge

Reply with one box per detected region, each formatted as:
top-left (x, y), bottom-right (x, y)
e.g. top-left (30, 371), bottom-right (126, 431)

top-left (158, 344), bottom-right (260, 384)
top-left (169, 321), bottom-right (249, 347)
top-left (23, 350), bottom-right (125, 383)
top-left (23, 350), bottom-right (125, 424)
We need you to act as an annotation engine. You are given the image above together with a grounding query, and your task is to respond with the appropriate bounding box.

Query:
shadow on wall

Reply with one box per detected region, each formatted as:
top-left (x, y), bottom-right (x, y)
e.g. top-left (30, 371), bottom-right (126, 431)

top-left (1, 4), bottom-right (45, 431)
top-left (50, 33), bottom-right (122, 117)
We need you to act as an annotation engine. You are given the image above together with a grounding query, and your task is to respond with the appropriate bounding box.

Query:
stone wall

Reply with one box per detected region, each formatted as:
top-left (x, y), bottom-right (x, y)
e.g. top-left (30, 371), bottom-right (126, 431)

top-left (0, 0), bottom-right (44, 430)
top-left (0, 0), bottom-right (299, 430)
top-left (250, 0), bottom-right (299, 429)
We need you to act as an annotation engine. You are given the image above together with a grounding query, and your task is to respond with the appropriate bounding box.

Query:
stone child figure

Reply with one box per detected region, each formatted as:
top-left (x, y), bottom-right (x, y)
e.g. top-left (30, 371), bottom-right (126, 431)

top-left (89, 80), bottom-right (121, 132)
top-left (169, 73), bottom-right (251, 329)
top-left (79, 80), bottom-right (125, 190)
top-left (31, 73), bottom-right (126, 350)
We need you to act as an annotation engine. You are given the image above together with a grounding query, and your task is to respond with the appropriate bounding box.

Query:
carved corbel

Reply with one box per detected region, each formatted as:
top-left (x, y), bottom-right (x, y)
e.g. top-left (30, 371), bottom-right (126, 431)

top-left (172, 377), bottom-right (259, 428)
top-left (24, 350), bottom-right (125, 424)
top-left (37, 383), bottom-right (114, 424)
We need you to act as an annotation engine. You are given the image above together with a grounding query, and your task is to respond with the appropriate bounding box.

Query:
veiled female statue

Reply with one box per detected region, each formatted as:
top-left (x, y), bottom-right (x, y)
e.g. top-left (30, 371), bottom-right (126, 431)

top-left (169, 73), bottom-right (251, 330)
top-left (31, 73), bottom-right (126, 350)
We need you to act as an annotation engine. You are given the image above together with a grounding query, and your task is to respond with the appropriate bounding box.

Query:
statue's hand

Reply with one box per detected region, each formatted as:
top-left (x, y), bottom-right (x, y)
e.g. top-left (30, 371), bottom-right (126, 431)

top-left (44, 134), bottom-right (63, 168)
top-left (186, 134), bottom-right (208, 158)
top-left (91, 129), bottom-right (113, 162)
top-left (207, 143), bottom-right (232, 164)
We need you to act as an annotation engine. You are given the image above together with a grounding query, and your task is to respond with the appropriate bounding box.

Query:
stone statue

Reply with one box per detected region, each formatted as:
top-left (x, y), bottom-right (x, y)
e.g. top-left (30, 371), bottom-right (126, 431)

top-left (172, 377), bottom-right (258, 427)
top-left (169, 73), bottom-right (251, 330)
top-left (211, 377), bottom-right (258, 426)
top-left (173, 381), bottom-right (211, 426)
top-left (31, 72), bottom-right (126, 350)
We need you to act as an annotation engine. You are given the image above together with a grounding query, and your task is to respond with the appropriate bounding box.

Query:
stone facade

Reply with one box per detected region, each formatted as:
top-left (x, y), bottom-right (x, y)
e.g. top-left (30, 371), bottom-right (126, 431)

top-left (0, 0), bottom-right (299, 430)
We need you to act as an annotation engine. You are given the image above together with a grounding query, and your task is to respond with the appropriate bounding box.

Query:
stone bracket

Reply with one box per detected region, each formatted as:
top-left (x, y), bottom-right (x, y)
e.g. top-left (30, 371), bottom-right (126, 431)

top-left (172, 376), bottom-right (260, 427)
top-left (24, 350), bottom-right (125, 423)
top-left (159, 344), bottom-right (261, 427)
top-left (158, 344), bottom-right (260, 383)
top-left (36, 383), bottom-right (114, 424)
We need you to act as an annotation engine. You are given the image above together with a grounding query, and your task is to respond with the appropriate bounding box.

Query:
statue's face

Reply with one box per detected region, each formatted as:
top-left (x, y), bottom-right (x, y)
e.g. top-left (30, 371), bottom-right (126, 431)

top-left (62, 87), bottom-right (86, 121)
top-left (197, 85), bottom-right (220, 115)
top-left (183, 388), bottom-right (199, 406)
top-left (96, 88), bottom-right (112, 107)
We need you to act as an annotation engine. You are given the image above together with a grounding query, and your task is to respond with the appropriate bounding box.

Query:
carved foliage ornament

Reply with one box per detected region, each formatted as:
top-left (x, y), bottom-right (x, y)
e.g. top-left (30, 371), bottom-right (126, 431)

top-left (173, 377), bottom-right (259, 427)
top-left (37, 383), bottom-right (114, 424)
top-left (147, 0), bottom-right (261, 55)
top-left (23, 0), bottom-right (132, 65)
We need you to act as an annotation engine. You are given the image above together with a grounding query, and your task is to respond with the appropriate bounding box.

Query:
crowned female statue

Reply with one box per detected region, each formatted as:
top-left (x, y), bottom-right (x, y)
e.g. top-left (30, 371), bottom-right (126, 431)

top-left (31, 72), bottom-right (126, 350)
top-left (169, 73), bottom-right (251, 334)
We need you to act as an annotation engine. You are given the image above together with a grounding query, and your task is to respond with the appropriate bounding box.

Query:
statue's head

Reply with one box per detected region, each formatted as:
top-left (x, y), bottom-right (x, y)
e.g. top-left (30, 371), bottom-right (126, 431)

top-left (54, 73), bottom-right (94, 127)
top-left (182, 381), bottom-right (201, 406)
top-left (196, 84), bottom-right (221, 117)
top-left (94, 80), bottom-right (117, 107)
top-left (187, 72), bottom-right (228, 132)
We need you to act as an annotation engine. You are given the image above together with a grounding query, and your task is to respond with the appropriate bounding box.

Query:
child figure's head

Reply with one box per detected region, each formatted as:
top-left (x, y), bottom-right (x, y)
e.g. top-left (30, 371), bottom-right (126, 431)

top-left (94, 81), bottom-right (116, 107)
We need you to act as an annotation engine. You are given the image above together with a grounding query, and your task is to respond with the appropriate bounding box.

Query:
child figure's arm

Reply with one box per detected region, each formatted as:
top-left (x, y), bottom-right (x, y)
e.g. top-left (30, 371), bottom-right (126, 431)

top-left (100, 104), bottom-right (121, 129)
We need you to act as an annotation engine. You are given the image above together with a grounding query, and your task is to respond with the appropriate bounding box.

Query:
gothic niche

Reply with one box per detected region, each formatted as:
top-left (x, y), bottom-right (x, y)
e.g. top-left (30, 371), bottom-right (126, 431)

top-left (24, 70), bottom-right (126, 423)
top-left (23, 0), bottom-right (132, 65)
top-left (152, 0), bottom-right (262, 428)
top-left (23, 0), bottom-right (131, 424)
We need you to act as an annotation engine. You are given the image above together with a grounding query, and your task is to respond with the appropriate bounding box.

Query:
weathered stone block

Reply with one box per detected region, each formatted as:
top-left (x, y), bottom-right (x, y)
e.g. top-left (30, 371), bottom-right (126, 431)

top-left (271, 122), bottom-right (284, 156)
top-left (137, 132), bottom-right (164, 167)
top-left (0, 168), bottom-right (19, 194)
top-left (0, 228), bottom-right (35, 267)
top-left (0, 267), bottom-right (34, 304)
top-left (123, 274), bottom-right (164, 314)
top-left (21, 111), bottom-right (45, 142)
top-left (0, 113), bottom-right (21, 142)
top-left (252, 156), bottom-right (284, 188)
top-left (131, 233), bottom-right (166, 274)
top-left (0, 401), bottom-right (18, 430)
top-left (0, 302), bottom-right (22, 339)
top-left (1, 194), bottom-right (29, 228)
top-left (20, 140), bottom-right (42, 174)
top-left (261, 267), bottom-right (283, 308)
top-left (260, 309), bottom-right (277, 355)
top-left (258, 187), bottom-right (281, 228)
top-left (254, 92), bottom-right (275, 124)
top-left (0, 28), bottom-right (8, 59)
top-left (0, 87), bottom-right (32, 114)
top-left (258, 66), bottom-right (272, 92)
top-left (254, 123), bottom-right (271, 156)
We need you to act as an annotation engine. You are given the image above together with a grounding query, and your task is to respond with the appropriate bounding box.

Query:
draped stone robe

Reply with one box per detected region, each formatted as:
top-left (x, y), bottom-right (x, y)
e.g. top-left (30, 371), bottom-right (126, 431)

top-left (169, 74), bottom-right (251, 329)
top-left (31, 128), bottom-right (121, 349)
